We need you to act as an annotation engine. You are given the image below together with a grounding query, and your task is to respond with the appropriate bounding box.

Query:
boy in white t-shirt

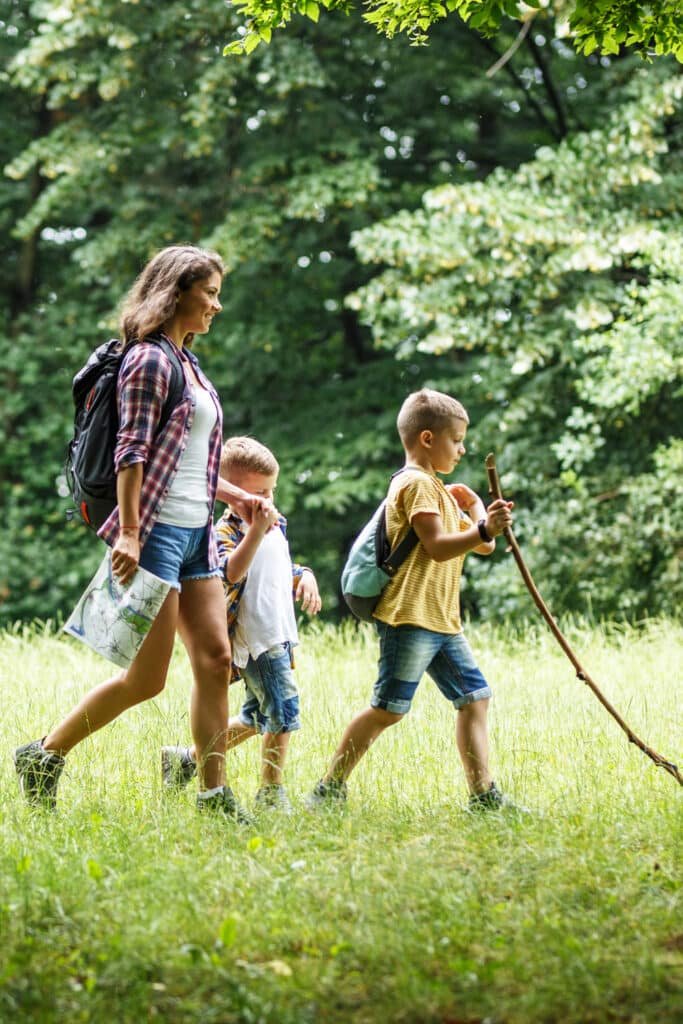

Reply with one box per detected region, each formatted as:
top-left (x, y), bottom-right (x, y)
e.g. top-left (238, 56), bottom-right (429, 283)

top-left (162, 437), bottom-right (321, 812)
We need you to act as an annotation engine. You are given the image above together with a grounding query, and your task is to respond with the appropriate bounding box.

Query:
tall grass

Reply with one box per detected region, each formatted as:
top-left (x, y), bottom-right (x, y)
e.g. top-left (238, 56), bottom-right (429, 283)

top-left (1, 618), bottom-right (681, 1023)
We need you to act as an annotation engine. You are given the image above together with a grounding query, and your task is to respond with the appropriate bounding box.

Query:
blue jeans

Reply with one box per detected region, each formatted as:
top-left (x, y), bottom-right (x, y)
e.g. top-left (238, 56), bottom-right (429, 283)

top-left (371, 623), bottom-right (492, 714)
top-left (138, 522), bottom-right (220, 592)
top-left (238, 642), bottom-right (301, 735)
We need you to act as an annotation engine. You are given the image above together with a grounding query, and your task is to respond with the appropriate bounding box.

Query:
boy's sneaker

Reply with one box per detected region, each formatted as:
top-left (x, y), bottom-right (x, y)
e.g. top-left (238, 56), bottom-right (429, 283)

top-left (14, 739), bottom-right (65, 810)
top-left (255, 783), bottom-right (293, 815)
top-left (305, 777), bottom-right (348, 810)
top-left (197, 785), bottom-right (253, 826)
top-left (467, 781), bottom-right (528, 815)
top-left (161, 746), bottom-right (197, 789)
top-left (468, 781), bottom-right (504, 812)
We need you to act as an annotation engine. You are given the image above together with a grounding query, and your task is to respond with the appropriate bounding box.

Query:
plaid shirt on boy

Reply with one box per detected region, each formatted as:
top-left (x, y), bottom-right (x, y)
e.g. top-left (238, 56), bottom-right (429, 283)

top-left (215, 509), bottom-right (309, 679)
top-left (98, 338), bottom-right (223, 564)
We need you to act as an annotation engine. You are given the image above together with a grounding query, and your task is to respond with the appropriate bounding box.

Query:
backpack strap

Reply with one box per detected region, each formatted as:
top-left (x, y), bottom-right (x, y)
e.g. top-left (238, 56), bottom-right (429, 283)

top-left (153, 336), bottom-right (186, 433)
top-left (125, 336), bottom-right (185, 435)
top-left (378, 467), bottom-right (419, 578)
top-left (381, 520), bottom-right (419, 577)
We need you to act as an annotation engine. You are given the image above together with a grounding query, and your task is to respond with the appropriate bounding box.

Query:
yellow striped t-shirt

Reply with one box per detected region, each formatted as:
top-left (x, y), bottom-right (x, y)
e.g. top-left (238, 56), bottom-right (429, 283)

top-left (373, 468), bottom-right (471, 634)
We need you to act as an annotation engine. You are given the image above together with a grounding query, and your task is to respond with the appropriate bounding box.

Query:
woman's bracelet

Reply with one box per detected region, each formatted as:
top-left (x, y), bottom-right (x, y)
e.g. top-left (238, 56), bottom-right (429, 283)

top-left (120, 525), bottom-right (140, 532)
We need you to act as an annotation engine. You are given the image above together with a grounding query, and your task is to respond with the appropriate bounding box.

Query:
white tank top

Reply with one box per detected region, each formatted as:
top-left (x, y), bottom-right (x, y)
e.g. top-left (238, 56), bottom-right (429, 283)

top-left (157, 386), bottom-right (217, 527)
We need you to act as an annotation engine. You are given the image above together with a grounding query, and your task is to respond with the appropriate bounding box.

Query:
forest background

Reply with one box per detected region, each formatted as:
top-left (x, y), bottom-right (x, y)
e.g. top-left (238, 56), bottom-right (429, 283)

top-left (2, 0), bottom-right (682, 627)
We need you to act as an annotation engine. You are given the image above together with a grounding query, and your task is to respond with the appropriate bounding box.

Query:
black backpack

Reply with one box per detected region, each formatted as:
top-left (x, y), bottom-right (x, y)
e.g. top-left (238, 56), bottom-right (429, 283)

top-left (65, 336), bottom-right (185, 531)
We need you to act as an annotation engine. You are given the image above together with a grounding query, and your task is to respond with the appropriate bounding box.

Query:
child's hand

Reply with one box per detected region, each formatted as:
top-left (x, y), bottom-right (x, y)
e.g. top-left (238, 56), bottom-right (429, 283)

top-left (296, 570), bottom-right (322, 615)
top-left (447, 483), bottom-right (479, 511)
top-left (484, 498), bottom-right (514, 537)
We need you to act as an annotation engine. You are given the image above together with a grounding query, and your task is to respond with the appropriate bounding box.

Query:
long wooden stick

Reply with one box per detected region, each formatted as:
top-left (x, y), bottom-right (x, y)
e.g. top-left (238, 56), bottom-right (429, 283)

top-left (485, 452), bottom-right (682, 787)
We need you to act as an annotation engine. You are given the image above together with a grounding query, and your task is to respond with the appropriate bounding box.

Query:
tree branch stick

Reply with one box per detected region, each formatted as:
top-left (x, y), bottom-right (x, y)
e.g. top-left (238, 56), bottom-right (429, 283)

top-left (485, 17), bottom-right (533, 78)
top-left (485, 452), bottom-right (682, 787)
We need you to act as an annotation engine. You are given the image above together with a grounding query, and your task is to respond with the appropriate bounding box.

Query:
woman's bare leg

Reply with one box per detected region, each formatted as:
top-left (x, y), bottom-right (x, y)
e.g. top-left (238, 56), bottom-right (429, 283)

top-left (177, 577), bottom-right (233, 791)
top-left (44, 590), bottom-right (179, 756)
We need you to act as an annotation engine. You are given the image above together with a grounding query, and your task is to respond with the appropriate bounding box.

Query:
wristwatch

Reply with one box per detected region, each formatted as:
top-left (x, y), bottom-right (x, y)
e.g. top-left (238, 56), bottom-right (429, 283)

top-left (477, 519), bottom-right (493, 543)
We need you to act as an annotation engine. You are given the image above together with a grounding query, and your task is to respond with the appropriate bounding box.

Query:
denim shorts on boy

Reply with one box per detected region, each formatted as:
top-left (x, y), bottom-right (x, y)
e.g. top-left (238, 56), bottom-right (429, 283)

top-left (371, 623), bottom-right (492, 714)
top-left (138, 521), bottom-right (220, 592)
top-left (238, 642), bottom-right (301, 735)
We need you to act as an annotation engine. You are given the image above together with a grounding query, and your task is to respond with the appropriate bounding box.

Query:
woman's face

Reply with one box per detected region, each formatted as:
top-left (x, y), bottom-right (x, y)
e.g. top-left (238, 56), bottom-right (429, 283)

top-left (174, 271), bottom-right (223, 336)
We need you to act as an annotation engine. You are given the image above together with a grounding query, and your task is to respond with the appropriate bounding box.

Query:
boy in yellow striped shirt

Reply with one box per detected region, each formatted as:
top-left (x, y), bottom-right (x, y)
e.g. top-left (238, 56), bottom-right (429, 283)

top-left (308, 388), bottom-right (515, 812)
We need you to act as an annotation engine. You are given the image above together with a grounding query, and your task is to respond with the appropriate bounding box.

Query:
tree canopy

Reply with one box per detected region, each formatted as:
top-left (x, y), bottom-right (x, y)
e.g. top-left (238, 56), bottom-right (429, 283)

top-left (225, 0), bottom-right (683, 61)
top-left (1, 1), bottom-right (681, 625)
top-left (349, 67), bottom-right (683, 618)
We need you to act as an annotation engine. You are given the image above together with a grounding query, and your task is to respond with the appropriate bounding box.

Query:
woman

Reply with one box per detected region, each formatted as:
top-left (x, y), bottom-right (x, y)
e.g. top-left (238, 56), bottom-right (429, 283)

top-left (15, 245), bottom-right (257, 820)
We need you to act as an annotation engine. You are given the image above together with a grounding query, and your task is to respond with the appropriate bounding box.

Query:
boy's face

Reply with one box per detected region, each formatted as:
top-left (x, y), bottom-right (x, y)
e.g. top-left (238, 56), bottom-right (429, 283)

top-left (226, 467), bottom-right (278, 502)
top-left (423, 416), bottom-right (467, 475)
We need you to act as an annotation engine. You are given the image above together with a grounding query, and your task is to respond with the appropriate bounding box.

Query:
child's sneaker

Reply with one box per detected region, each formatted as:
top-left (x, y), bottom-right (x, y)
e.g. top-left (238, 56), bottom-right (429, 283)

top-left (305, 777), bottom-right (348, 810)
top-left (161, 746), bottom-right (196, 789)
top-left (197, 785), bottom-right (253, 825)
top-left (14, 739), bottom-right (65, 810)
top-left (255, 783), bottom-right (293, 814)
top-left (468, 781), bottom-right (504, 811)
top-left (467, 782), bottom-right (528, 815)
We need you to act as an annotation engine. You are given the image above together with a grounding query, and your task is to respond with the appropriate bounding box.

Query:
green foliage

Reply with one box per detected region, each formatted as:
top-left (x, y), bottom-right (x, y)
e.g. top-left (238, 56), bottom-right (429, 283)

top-left (224, 0), bottom-right (683, 59)
top-left (569, 0), bottom-right (683, 61)
top-left (3, 0), bottom-right (628, 623)
top-left (348, 66), bottom-right (683, 619)
top-left (1, 620), bottom-right (682, 1021)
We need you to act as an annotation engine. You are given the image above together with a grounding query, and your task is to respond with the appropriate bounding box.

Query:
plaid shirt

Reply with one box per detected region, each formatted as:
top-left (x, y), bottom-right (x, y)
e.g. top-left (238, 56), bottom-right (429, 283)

top-left (98, 338), bottom-right (223, 565)
top-left (215, 508), bottom-right (309, 679)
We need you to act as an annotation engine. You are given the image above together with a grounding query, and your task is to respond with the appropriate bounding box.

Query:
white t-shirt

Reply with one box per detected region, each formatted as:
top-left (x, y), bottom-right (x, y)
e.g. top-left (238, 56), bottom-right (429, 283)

top-left (231, 525), bottom-right (299, 669)
top-left (158, 386), bottom-right (217, 527)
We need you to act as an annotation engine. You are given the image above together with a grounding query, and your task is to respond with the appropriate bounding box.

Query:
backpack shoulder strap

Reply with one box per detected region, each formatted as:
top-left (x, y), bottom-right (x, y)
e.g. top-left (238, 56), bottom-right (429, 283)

top-left (156, 337), bottom-right (185, 404)
top-left (379, 467), bottom-right (419, 577)
top-left (143, 336), bottom-right (186, 432)
top-left (381, 518), bottom-right (419, 577)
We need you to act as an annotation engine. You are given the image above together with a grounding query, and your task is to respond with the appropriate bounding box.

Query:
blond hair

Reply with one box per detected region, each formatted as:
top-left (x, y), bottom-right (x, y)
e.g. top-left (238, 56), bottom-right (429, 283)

top-left (397, 388), bottom-right (469, 447)
top-left (220, 436), bottom-right (279, 478)
top-left (119, 244), bottom-right (224, 346)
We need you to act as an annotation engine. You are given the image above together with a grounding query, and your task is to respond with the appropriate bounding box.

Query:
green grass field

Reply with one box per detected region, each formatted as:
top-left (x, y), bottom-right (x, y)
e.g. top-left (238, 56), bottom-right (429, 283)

top-left (1, 618), bottom-right (681, 1023)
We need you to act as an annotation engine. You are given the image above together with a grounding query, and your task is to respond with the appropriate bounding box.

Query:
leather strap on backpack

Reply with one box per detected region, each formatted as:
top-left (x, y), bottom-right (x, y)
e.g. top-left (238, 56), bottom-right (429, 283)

top-left (381, 525), bottom-right (419, 577)
top-left (379, 467), bottom-right (419, 577)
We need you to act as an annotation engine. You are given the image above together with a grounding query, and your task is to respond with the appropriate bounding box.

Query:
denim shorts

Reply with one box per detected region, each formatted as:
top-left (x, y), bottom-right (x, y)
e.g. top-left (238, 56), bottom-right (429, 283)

top-left (371, 623), bottom-right (492, 714)
top-left (138, 521), bottom-right (220, 592)
top-left (238, 642), bottom-right (301, 735)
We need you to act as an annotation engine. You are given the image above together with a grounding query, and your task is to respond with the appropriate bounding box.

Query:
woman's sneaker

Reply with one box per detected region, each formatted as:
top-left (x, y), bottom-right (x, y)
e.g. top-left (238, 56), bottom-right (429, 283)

top-left (14, 739), bottom-right (65, 810)
top-left (197, 785), bottom-right (254, 825)
top-left (161, 746), bottom-right (197, 789)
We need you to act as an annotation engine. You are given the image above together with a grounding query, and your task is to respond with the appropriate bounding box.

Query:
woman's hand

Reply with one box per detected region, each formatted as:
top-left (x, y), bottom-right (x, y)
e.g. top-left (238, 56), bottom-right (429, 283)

top-left (248, 502), bottom-right (279, 538)
top-left (113, 463), bottom-right (143, 584)
top-left (111, 529), bottom-right (141, 585)
top-left (236, 492), bottom-right (275, 525)
top-left (216, 477), bottom-right (275, 526)
top-left (296, 570), bottom-right (322, 615)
